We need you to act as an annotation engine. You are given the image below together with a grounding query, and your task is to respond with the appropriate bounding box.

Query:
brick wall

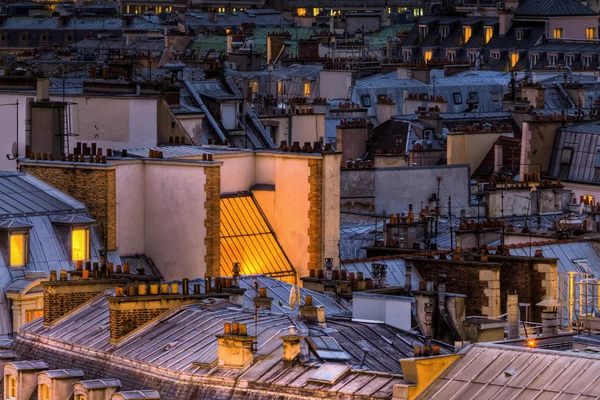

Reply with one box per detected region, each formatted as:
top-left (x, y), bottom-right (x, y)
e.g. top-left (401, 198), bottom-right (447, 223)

top-left (109, 307), bottom-right (168, 343)
top-left (409, 259), bottom-right (501, 317)
top-left (308, 159), bottom-right (323, 272)
top-left (22, 164), bottom-right (117, 251)
top-left (203, 166), bottom-right (220, 277)
top-left (43, 289), bottom-right (100, 326)
top-left (492, 256), bottom-right (558, 322)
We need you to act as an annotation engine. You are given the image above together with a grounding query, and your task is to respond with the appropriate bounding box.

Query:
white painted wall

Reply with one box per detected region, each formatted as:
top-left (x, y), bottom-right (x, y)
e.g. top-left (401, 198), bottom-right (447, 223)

top-left (214, 154), bottom-right (256, 194)
top-left (64, 96), bottom-right (158, 151)
top-left (143, 162), bottom-right (208, 280)
top-left (290, 114), bottom-right (325, 145)
top-left (352, 292), bottom-right (413, 331)
top-left (0, 93), bottom-right (33, 171)
top-left (115, 162), bottom-right (145, 255)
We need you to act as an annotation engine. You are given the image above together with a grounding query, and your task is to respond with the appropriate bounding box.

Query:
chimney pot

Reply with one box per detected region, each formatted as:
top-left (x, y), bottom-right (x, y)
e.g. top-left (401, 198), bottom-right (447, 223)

top-left (127, 285), bottom-right (136, 296)
top-left (49, 270), bottom-right (57, 281)
top-left (259, 287), bottom-right (267, 297)
top-left (224, 322), bottom-right (232, 334)
top-left (413, 346), bottom-right (422, 357)
top-left (60, 270), bottom-right (68, 281)
top-left (239, 323), bottom-right (247, 336)
top-left (115, 286), bottom-right (125, 297)
top-left (232, 321), bottom-right (240, 335)
top-left (138, 284), bottom-right (147, 296)
top-left (171, 283), bottom-right (180, 294)
top-left (305, 295), bottom-right (313, 306)
top-left (116, 265), bottom-right (122, 273)
top-left (182, 278), bottom-right (189, 295)
top-left (82, 269), bottom-right (89, 280)
top-left (107, 263), bottom-right (114, 273)
top-left (123, 264), bottom-right (130, 274)
top-left (161, 283), bottom-right (170, 294)
top-left (193, 284), bottom-right (201, 294)
top-left (75, 260), bottom-right (83, 270)
top-left (149, 283), bottom-right (159, 295)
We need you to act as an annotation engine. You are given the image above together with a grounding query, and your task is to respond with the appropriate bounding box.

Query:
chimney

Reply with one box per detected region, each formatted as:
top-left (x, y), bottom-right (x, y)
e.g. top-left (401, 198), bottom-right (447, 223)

top-left (507, 294), bottom-right (519, 340)
top-left (107, 280), bottom-right (220, 345)
top-left (216, 322), bottom-right (255, 369)
top-left (299, 296), bottom-right (320, 323)
top-left (36, 78), bottom-right (50, 101)
top-left (376, 98), bottom-right (397, 124)
top-left (253, 287), bottom-right (274, 311)
top-left (280, 327), bottom-right (304, 366)
top-left (42, 276), bottom-right (130, 327)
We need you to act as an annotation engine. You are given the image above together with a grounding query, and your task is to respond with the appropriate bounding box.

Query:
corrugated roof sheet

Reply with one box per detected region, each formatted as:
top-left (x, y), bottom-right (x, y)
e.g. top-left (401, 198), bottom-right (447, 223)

top-left (514, 0), bottom-right (596, 16)
top-left (418, 343), bottom-right (600, 399)
top-left (220, 195), bottom-right (294, 280)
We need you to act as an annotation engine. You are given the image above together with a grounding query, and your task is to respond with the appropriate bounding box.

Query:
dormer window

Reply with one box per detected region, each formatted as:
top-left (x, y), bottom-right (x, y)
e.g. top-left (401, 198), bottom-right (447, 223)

top-left (51, 215), bottom-right (94, 263)
top-left (584, 55), bottom-right (592, 67)
top-left (511, 52), bottom-right (519, 68)
top-left (447, 51), bottom-right (455, 62)
top-left (587, 28), bottom-right (595, 40)
top-left (304, 82), bottom-right (311, 97)
top-left (419, 25), bottom-right (428, 39)
top-left (554, 28), bottom-right (563, 39)
top-left (72, 228), bottom-right (89, 261)
top-left (516, 30), bottom-right (524, 40)
top-left (441, 26), bottom-right (449, 40)
top-left (424, 50), bottom-right (433, 63)
top-left (566, 55), bottom-right (574, 66)
top-left (463, 26), bottom-right (472, 44)
top-left (76, 396), bottom-right (87, 400)
top-left (548, 54), bottom-right (558, 66)
top-left (530, 54), bottom-right (539, 67)
top-left (491, 51), bottom-right (500, 59)
top-left (484, 27), bottom-right (493, 44)
top-left (250, 81), bottom-right (259, 94)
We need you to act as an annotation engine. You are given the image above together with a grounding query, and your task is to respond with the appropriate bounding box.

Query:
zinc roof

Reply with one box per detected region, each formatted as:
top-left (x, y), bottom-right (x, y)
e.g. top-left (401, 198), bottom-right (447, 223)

top-left (42, 369), bottom-right (84, 379)
top-left (418, 343), bottom-right (600, 399)
top-left (514, 0), bottom-right (596, 16)
top-left (76, 378), bottom-right (122, 389)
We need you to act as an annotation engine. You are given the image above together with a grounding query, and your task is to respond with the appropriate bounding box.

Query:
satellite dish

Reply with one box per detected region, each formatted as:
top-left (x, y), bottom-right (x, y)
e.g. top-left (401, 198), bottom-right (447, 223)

top-left (10, 142), bottom-right (17, 158)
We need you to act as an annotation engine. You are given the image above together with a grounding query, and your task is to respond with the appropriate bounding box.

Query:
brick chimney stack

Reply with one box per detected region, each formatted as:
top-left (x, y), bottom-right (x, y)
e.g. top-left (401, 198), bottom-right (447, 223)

top-left (216, 322), bottom-right (256, 369)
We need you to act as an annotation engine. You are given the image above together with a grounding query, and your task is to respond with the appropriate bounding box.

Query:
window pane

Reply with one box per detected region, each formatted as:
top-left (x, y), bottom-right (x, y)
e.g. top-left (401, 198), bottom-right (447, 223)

top-left (561, 148), bottom-right (573, 164)
top-left (304, 82), bottom-right (311, 97)
top-left (25, 310), bottom-right (43, 323)
top-left (10, 234), bottom-right (25, 266)
top-left (72, 229), bottom-right (88, 261)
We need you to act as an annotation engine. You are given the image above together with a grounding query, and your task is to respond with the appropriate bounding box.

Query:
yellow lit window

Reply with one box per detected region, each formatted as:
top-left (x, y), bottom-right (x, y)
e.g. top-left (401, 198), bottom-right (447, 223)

top-left (554, 28), bottom-right (563, 39)
top-left (40, 383), bottom-right (50, 400)
top-left (250, 81), bottom-right (259, 93)
top-left (76, 396), bottom-right (87, 400)
top-left (297, 7), bottom-right (306, 16)
top-left (511, 52), bottom-right (519, 67)
top-left (398, 7), bottom-right (407, 12)
top-left (424, 51), bottom-right (432, 63)
top-left (25, 310), bottom-right (43, 323)
top-left (584, 194), bottom-right (595, 205)
top-left (10, 233), bottom-right (26, 266)
top-left (484, 27), bottom-right (493, 44)
top-left (72, 228), bottom-right (89, 261)
top-left (7, 375), bottom-right (16, 398)
top-left (587, 28), bottom-right (595, 39)
top-left (126, 5), bottom-right (130, 13)
top-left (313, 8), bottom-right (321, 16)
top-left (414, 8), bottom-right (423, 16)
top-left (463, 26), bottom-right (472, 44)
top-left (277, 81), bottom-right (285, 95)
top-left (303, 82), bottom-right (311, 97)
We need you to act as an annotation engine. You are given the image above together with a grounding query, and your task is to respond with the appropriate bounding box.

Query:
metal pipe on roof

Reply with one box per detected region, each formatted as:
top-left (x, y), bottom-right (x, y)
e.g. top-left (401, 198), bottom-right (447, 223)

top-left (182, 77), bottom-right (227, 144)
top-left (556, 81), bottom-right (576, 109)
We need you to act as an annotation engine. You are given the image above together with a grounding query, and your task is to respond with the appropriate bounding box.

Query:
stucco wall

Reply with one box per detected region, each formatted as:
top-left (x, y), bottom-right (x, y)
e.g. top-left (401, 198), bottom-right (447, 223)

top-left (447, 132), bottom-right (512, 170)
top-left (0, 93), bottom-right (33, 171)
top-left (142, 162), bottom-right (209, 280)
top-left (290, 114), bottom-right (325, 145)
top-left (216, 154), bottom-right (256, 194)
top-left (548, 16), bottom-right (598, 39)
top-left (319, 70), bottom-right (354, 100)
top-left (115, 162), bottom-right (145, 255)
top-left (374, 165), bottom-right (470, 216)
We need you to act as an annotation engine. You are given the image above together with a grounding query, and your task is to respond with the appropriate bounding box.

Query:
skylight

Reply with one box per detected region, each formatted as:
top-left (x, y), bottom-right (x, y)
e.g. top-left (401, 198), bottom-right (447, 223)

top-left (308, 363), bottom-right (350, 384)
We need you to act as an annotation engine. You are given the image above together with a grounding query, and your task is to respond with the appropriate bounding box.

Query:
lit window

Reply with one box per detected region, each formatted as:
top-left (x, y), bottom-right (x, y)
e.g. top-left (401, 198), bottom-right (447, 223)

top-left (250, 81), bottom-right (259, 94)
top-left (25, 310), bottom-right (43, 323)
top-left (7, 375), bottom-right (16, 398)
top-left (76, 396), bottom-right (88, 400)
top-left (71, 228), bottom-right (89, 261)
top-left (414, 8), bottom-right (423, 16)
top-left (511, 52), bottom-right (519, 67)
top-left (424, 50), bottom-right (432, 62)
top-left (303, 82), bottom-right (311, 97)
top-left (484, 27), bottom-right (493, 44)
top-left (313, 8), bottom-right (321, 16)
top-left (554, 28), bottom-right (563, 39)
top-left (297, 7), bottom-right (306, 16)
top-left (40, 383), bottom-right (50, 400)
top-left (9, 233), bottom-right (26, 266)
top-left (587, 28), bottom-right (595, 40)
top-left (398, 7), bottom-right (407, 12)
top-left (463, 26), bottom-right (472, 44)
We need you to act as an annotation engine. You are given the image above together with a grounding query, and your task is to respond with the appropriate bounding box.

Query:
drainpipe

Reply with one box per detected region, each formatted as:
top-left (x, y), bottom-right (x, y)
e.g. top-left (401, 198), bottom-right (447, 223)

top-left (182, 78), bottom-right (227, 143)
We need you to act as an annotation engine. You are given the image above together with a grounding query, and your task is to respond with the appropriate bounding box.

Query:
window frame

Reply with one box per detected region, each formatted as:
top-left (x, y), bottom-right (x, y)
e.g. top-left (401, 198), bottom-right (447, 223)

top-left (360, 95), bottom-right (372, 108)
top-left (424, 50), bottom-right (433, 63)
top-left (71, 227), bottom-right (90, 262)
top-left (586, 27), bottom-right (595, 40)
top-left (453, 92), bottom-right (463, 105)
top-left (40, 383), bottom-right (50, 400)
top-left (463, 26), bottom-right (472, 44)
top-left (484, 26), bottom-right (493, 44)
top-left (303, 82), bottom-right (311, 97)
top-left (553, 28), bottom-right (563, 39)
top-left (9, 231), bottom-right (28, 267)
top-left (7, 375), bottom-right (16, 398)
top-left (561, 147), bottom-right (573, 165)
top-left (25, 309), bottom-right (43, 323)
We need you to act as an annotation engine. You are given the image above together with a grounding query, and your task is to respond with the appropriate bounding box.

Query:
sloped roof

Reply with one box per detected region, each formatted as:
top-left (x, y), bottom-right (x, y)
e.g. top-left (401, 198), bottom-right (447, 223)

top-left (514, 0), bottom-right (596, 16)
top-left (418, 343), bottom-right (600, 399)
